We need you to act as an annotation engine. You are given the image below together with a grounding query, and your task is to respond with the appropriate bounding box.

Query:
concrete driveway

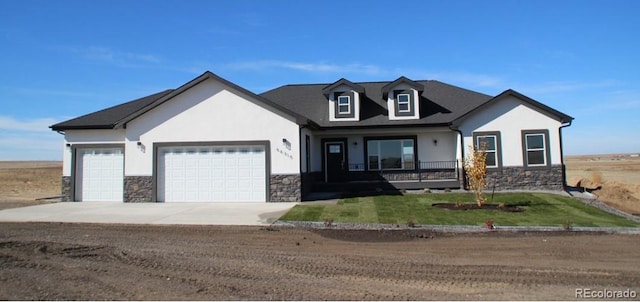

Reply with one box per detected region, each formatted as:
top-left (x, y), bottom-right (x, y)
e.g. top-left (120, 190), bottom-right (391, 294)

top-left (0, 202), bottom-right (298, 226)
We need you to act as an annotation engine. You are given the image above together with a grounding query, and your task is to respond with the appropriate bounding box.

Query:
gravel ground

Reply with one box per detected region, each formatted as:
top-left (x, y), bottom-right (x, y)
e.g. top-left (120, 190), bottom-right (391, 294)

top-left (1, 222), bottom-right (639, 300)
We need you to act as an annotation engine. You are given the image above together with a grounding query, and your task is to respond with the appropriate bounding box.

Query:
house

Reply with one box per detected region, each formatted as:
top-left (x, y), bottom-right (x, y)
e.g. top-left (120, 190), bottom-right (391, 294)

top-left (50, 71), bottom-right (573, 203)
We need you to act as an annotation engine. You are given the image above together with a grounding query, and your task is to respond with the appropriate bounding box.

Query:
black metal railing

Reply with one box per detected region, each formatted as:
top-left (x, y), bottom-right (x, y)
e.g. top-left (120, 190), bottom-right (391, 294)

top-left (344, 160), bottom-right (459, 182)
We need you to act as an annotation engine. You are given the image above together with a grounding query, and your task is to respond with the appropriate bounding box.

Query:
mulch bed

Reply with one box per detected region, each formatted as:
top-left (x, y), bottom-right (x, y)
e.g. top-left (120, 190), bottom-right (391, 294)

top-left (432, 203), bottom-right (525, 212)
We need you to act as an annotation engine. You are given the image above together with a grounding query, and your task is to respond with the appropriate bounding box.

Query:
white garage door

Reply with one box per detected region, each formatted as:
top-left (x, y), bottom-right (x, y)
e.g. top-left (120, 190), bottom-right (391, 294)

top-left (158, 145), bottom-right (266, 202)
top-left (75, 147), bottom-right (124, 202)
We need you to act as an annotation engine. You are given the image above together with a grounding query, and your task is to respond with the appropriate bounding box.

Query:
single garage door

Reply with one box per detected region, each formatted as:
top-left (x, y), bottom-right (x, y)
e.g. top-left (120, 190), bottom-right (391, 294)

top-left (157, 145), bottom-right (266, 202)
top-left (75, 147), bottom-right (124, 202)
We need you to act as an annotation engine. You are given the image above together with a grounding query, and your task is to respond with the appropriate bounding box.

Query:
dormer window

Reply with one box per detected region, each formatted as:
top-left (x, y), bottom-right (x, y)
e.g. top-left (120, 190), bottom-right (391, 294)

top-left (337, 96), bottom-right (351, 114)
top-left (393, 90), bottom-right (415, 117)
top-left (323, 78), bottom-right (363, 122)
top-left (397, 94), bottom-right (410, 112)
top-left (382, 76), bottom-right (424, 120)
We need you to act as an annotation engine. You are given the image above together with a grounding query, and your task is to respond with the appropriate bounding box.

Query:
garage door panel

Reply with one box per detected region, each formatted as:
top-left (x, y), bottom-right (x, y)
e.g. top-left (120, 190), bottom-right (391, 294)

top-left (158, 144), bottom-right (266, 202)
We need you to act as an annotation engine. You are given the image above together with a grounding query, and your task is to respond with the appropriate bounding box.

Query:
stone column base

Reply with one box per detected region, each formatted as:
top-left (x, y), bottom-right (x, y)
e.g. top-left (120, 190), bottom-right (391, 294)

top-left (124, 176), bottom-right (154, 202)
top-left (270, 174), bottom-right (301, 202)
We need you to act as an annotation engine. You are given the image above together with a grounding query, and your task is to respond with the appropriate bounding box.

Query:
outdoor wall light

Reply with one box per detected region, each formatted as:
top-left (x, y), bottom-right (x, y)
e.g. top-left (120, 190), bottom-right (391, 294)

top-left (353, 141), bottom-right (358, 146)
top-left (282, 138), bottom-right (288, 143)
top-left (137, 141), bottom-right (142, 146)
top-left (66, 143), bottom-right (71, 147)
top-left (433, 139), bottom-right (438, 146)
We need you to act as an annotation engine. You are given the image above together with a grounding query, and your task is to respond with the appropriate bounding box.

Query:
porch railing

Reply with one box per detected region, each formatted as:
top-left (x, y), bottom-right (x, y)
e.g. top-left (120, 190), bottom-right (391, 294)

top-left (345, 160), bottom-right (459, 182)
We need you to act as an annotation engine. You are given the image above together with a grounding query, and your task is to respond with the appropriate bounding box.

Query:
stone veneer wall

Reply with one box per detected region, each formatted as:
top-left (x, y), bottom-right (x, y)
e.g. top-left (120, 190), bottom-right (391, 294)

top-left (61, 176), bottom-right (71, 202)
top-left (484, 165), bottom-right (564, 191)
top-left (270, 174), bottom-right (301, 202)
top-left (124, 176), bottom-right (154, 202)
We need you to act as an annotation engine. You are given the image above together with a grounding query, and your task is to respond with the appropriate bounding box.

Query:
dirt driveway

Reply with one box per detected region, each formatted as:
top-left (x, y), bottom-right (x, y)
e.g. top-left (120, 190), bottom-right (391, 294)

top-left (1, 222), bottom-right (638, 300)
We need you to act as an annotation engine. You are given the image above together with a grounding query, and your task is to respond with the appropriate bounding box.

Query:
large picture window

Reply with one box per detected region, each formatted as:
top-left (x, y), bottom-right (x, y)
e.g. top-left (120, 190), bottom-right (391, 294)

top-left (522, 130), bottom-right (551, 167)
top-left (367, 138), bottom-right (415, 170)
top-left (472, 131), bottom-right (502, 169)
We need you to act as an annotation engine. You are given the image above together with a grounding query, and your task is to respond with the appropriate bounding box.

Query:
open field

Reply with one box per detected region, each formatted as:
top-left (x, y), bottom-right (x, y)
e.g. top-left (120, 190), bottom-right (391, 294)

top-left (0, 161), bottom-right (62, 209)
top-left (565, 154), bottom-right (640, 214)
top-left (1, 223), bottom-right (639, 300)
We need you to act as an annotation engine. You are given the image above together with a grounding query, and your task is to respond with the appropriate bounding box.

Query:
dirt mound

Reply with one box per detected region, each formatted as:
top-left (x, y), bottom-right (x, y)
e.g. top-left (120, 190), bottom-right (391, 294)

top-left (593, 182), bottom-right (640, 214)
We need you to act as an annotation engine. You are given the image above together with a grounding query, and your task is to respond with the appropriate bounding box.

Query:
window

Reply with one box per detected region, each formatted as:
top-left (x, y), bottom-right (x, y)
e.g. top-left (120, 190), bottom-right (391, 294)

top-left (521, 130), bottom-right (551, 168)
top-left (525, 133), bottom-right (547, 166)
top-left (476, 135), bottom-right (498, 168)
top-left (337, 96), bottom-right (350, 114)
top-left (367, 138), bottom-right (415, 170)
top-left (472, 131), bottom-right (502, 169)
top-left (397, 94), bottom-right (410, 112)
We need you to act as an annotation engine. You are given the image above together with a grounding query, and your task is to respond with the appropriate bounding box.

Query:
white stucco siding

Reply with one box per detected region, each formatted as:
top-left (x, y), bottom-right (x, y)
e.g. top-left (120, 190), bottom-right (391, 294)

top-left (458, 96), bottom-right (563, 166)
top-left (125, 78), bottom-right (300, 175)
top-left (62, 129), bottom-right (126, 176)
top-left (417, 132), bottom-right (457, 162)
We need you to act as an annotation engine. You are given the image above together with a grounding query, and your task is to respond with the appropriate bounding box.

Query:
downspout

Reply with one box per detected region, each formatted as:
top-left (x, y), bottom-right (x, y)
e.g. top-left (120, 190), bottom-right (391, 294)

top-left (558, 121), bottom-right (572, 189)
top-left (449, 125), bottom-right (467, 190)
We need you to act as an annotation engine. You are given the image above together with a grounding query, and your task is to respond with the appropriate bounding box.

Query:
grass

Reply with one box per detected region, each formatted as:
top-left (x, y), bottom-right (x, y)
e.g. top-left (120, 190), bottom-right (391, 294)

top-left (280, 193), bottom-right (640, 227)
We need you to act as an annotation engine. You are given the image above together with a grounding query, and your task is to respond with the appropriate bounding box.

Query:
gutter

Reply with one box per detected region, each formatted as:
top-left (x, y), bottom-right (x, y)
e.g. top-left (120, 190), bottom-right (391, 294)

top-left (449, 125), bottom-right (467, 190)
top-left (558, 120), bottom-right (573, 188)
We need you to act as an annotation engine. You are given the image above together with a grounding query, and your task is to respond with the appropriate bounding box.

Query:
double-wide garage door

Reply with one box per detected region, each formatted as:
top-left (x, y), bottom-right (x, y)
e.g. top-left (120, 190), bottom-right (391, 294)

top-left (157, 145), bottom-right (266, 202)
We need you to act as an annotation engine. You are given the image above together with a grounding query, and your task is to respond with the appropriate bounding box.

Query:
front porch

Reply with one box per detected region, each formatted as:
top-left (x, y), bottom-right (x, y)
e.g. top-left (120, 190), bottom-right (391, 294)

top-left (305, 160), bottom-right (462, 196)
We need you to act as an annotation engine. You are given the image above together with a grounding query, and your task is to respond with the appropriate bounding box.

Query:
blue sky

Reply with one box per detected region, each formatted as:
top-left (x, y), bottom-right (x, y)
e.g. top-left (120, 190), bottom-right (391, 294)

top-left (1, 0), bottom-right (639, 160)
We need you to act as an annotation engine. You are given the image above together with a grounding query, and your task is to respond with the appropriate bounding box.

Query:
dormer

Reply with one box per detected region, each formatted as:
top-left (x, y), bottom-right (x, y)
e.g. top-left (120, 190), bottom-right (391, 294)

top-left (382, 76), bottom-right (424, 120)
top-left (322, 78), bottom-right (365, 122)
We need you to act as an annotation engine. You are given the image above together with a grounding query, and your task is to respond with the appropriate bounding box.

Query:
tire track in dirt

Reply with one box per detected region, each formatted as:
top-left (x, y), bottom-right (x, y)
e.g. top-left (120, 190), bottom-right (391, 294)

top-left (1, 223), bottom-right (639, 300)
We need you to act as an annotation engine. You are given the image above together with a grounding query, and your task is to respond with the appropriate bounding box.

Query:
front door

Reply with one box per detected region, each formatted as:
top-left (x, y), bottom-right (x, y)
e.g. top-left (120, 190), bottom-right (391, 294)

top-left (325, 142), bottom-right (346, 182)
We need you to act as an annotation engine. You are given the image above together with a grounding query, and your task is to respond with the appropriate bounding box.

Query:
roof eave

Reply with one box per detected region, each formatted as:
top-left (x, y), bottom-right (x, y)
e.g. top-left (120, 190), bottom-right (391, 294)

top-left (450, 89), bottom-right (574, 127)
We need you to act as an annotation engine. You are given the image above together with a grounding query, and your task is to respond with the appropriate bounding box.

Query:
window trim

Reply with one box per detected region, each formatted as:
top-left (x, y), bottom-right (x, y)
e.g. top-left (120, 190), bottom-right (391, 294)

top-left (397, 93), bottom-right (411, 113)
top-left (521, 129), bottom-right (551, 169)
top-left (364, 136), bottom-right (418, 171)
top-left (337, 95), bottom-right (351, 114)
top-left (333, 91), bottom-right (355, 118)
top-left (393, 90), bottom-right (415, 117)
top-left (472, 131), bottom-right (502, 171)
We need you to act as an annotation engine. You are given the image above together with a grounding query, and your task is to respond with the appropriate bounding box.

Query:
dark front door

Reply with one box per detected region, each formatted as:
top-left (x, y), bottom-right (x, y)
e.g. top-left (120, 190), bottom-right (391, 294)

top-left (325, 142), bottom-right (346, 182)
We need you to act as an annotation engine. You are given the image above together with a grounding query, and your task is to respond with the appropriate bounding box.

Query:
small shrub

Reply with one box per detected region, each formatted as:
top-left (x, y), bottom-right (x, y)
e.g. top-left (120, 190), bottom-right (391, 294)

top-left (497, 203), bottom-right (505, 209)
top-left (323, 217), bottom-right (334, 227)
top-left (454, 200), bottom-right (464, 208)
top-left (485, 219), bottom-right (495, 230)
top-left (464, 143), bottom-right (488, 207)
top-left (407, 216), bottom-right (416, 228)
top-left (562, 219), bottom-right (573, 231)
top-left (423, 188), bottom-right (431, 193)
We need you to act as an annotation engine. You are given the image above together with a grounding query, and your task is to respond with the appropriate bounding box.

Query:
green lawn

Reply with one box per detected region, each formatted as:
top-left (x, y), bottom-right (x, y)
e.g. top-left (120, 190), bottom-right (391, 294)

top-left (280, 193), bottom-right (640, 227)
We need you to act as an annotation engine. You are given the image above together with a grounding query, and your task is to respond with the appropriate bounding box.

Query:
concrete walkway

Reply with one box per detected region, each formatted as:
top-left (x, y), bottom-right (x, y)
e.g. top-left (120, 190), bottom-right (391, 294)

top-left (0, 202), bottom-right (298, 226)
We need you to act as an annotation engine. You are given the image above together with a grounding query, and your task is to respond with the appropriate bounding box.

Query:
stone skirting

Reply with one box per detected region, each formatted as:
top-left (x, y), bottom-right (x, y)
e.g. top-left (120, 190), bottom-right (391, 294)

top-left (270, 174), bottom-right (301, 202)
top-left (484, 165), bottom-right (564, 191)
top-left (124, 176), bottom-right (153, 202)
top-left (61, 176), bottom-right (72, 202)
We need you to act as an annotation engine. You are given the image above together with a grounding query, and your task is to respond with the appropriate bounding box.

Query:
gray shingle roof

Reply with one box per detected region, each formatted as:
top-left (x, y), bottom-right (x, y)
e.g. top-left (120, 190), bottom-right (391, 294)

top-left (51, 72), bottom-right (573, 131)
top-left (50, 89), bottom-right (174, 130)
top-left (260, 80), bottom-right (495, 128)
